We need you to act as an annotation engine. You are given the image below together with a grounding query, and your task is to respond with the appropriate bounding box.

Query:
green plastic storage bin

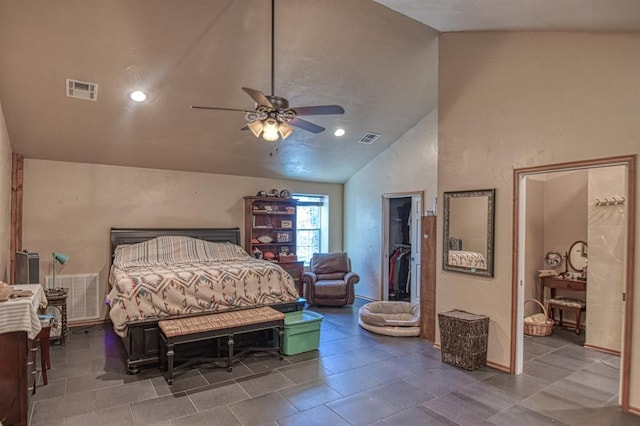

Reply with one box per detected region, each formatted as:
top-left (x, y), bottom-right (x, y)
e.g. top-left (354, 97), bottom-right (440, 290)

top-left (283, 310), bottom-right (323, 355)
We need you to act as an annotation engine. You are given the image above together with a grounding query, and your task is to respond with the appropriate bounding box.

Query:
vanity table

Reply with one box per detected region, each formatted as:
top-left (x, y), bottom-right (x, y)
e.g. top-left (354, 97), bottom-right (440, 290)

top-left (539, 275), bottom-right (587, 334)
top-left (539, 240), bottom-right (589, 334)
top-left (538, 275), bottom-right (587, 306)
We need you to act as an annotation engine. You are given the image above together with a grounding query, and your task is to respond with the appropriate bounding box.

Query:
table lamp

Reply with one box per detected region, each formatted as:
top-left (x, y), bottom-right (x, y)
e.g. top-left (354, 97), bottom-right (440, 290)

top-left (51, 252), bottom-right (69, 289)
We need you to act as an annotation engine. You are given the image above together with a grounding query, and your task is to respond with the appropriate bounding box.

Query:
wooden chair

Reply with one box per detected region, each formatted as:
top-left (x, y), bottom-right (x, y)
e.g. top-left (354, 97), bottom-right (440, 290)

top-left (36, 316), bottom-right (53, 385)
top-left (547, 297), bottom-right (586, 335)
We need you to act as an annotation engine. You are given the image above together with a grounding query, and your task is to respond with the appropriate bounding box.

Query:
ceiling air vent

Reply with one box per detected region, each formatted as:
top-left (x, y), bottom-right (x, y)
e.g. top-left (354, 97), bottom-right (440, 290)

top-left (358, 132), bottom-right (381, 145)
top-left (66, 79), bottom-right (98, 101)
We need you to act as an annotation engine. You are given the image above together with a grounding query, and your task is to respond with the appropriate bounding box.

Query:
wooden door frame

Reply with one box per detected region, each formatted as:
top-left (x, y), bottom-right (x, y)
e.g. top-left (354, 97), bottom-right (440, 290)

top-left (381, 191), bottom-right (424, 301)
top-left (511, 155), bottom-right (636, 412)
top-left (10, 153), bottom-right (24, 283)
top-left (381, 191), bottom-right (436, 341)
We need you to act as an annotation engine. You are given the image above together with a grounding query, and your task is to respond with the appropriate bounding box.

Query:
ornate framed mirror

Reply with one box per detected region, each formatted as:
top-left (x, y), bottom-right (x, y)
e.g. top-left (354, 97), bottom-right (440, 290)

top-left (443, 189), bottom-right (496, 277)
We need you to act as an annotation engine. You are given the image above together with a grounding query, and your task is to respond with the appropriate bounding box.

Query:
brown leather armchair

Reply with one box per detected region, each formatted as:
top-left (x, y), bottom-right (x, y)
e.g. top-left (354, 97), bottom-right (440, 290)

top-left (302, 252), bottom-right (360, 306)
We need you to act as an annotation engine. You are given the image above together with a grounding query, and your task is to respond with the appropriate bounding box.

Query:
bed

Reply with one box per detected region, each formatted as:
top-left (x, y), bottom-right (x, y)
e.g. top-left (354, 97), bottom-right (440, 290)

top-left (447, 250), bottom-right (487, 270)
top-left (106, 227), bottom-right (304, 373)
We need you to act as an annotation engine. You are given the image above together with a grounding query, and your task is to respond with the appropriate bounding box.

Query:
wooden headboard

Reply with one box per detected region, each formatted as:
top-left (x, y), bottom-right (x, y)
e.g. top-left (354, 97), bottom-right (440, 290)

top-left (110, 227), bottom-right (241, 260)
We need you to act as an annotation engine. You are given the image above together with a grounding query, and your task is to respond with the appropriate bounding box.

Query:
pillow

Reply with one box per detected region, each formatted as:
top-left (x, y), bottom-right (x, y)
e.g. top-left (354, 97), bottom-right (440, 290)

top-left (114, 236), bottom-right (250, 268)
top-left (312, 252), bottom-right (350, 274)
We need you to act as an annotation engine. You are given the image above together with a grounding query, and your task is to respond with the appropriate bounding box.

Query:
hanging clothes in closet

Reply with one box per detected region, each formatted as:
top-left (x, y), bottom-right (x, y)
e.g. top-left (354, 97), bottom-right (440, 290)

top-left (389, 244), bottom-right (411, 299)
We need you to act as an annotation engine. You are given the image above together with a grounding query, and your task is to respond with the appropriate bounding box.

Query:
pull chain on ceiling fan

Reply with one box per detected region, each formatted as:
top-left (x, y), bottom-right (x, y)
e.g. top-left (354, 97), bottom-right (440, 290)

top-left (191, 0), bottom-right (345, 142)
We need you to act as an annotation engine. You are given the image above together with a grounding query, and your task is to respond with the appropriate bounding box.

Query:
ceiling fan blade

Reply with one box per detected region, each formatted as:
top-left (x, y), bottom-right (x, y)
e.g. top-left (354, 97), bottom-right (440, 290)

top-left (191, 106), bottom-right (254, 113)
top-left (292, 105), bottom-right (345, 116)
top-left (289, 117), bottom-right (325, 134)
top-left (242, 87), bottom-right (274, 108)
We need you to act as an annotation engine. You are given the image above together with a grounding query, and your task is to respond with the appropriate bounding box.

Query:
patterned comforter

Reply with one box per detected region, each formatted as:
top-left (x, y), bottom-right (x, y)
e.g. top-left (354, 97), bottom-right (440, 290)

top-left (447, 250), bottom-right (487, 270)
top-left (106, 236), bottom-right (298, 337)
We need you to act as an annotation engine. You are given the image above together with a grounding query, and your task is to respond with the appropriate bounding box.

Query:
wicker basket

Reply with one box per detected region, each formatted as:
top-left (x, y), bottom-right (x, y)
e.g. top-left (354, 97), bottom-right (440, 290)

top-left (524, 299), bottom-right (554, 336)
top-left (438, 310), bottom-right (489, 370)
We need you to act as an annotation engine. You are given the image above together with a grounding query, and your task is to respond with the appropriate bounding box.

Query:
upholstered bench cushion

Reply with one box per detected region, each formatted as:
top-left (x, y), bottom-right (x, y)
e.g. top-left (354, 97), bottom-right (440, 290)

top-left (548, 297), bottom-right (586, 309)
top-left (158, 306), bottom-right (285, 338)
top-left (159, 306), bottom-right (285, 385)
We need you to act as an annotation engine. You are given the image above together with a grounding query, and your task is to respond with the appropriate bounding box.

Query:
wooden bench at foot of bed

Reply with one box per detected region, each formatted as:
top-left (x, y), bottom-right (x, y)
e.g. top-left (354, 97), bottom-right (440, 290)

top-left (158, 306), bottom-right (285, 385)
top-left (121, 298), bottom-right (305, 374)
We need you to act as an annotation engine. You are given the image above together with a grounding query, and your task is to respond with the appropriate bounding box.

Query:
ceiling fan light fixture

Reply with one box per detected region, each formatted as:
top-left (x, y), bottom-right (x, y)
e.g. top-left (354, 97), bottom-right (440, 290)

top-left (262, 118), bottom-right (280, 141)
top-left (189, 0), bottom-right (344, 142)
top-left (245, 111), bottom-right (260, 121)
top-left (279, 122), bottom-right (293, 139)
top-left (247, 120), bottom-right (264, 138)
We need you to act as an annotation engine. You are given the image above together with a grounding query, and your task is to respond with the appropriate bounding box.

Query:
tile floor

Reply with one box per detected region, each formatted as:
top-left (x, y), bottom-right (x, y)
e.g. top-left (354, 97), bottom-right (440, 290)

top-left (29, 299), bottom-right (640, 426)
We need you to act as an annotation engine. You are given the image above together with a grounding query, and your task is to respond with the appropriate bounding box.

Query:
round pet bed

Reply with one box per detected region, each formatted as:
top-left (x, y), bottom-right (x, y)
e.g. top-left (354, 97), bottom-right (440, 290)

top-left (358, 301), bottom-right (421, 337)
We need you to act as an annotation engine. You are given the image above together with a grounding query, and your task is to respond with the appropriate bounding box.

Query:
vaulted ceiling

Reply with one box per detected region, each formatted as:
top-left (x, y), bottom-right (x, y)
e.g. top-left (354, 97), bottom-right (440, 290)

top-left (0, 1), bottom-right (637, 183)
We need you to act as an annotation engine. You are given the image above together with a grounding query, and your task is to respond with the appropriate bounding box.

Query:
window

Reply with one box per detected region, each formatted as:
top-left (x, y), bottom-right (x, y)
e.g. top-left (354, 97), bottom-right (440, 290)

top-left (293, 194), bottom-right (328, 264)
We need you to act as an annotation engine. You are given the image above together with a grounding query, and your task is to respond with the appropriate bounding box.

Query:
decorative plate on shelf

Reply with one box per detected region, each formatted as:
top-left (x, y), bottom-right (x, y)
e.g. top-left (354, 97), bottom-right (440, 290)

top-left (544, 251), bottom-right (562, 267)
top-left (257, 235), bottom-right (273, 244)
top-left (268, 188), bottom-right (279, 197)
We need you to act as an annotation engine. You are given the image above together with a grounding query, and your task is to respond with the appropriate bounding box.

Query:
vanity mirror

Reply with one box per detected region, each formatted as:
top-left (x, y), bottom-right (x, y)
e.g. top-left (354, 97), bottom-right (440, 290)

top-left (567, 240), bottom-right (588, 277)
top-left (443, 189), bottom-right (496, 277)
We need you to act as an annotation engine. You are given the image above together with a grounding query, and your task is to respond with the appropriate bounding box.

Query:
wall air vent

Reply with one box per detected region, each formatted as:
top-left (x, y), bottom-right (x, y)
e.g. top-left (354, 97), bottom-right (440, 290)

top-left (66, 79), bottom-right (98, 101)
top-left (358, 132), bottom-right (381, 145)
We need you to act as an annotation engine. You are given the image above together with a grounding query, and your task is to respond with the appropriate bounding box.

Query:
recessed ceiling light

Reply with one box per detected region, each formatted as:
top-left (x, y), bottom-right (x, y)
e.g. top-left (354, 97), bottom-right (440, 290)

top-left (129, 90), bottom-right (147, 102)
top-left (334, 128), bottom-right (345, 137)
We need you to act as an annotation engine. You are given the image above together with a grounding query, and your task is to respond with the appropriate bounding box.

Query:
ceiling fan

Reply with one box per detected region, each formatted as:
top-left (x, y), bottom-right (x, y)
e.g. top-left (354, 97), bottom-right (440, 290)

top-left (191, 0), bottom-right (345, 142)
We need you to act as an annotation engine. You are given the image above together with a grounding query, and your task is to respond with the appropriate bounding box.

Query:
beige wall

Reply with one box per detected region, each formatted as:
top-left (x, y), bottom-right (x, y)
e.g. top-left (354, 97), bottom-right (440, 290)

top-left (439, 32), bottom-right (640, 406)
top-left (587, 166), bottom-right (626, 352)
top-left (544, 171), bottom-right (588, 266)
top-left (524, 178), bottom-right (544, 316)
top-left (345, 110), bottom-right (438, 300)
top-left (0, 101), bottom-right (12, 282)
top-left (22, 159), bottom-right (343, 319)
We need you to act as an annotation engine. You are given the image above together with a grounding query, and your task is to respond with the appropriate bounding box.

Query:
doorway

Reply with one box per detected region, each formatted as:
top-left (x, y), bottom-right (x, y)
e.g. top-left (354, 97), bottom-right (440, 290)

top-left (512, 155), bottom-right (636, 412)
top-left (382, 192), bottom-right (423, 304)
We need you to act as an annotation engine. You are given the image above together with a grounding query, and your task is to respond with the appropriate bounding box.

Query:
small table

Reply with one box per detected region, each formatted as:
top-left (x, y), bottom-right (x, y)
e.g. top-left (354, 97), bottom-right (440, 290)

top-left (279, 261), bottom-right (305, 296)
top-left (0, 284), bottom-right (47, 339)
top-left (539, 276), bottom-right (586, 306)
top-left (44, 288), bottom-right (68, 345)
top-left (539, 275), bottom-right (587, 334)
top-left (0, 284), bottom-right (47, 426)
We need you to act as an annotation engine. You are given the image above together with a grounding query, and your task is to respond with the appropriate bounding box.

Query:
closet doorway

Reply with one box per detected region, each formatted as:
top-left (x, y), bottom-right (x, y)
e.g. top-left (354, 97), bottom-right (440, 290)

top-left (512, 155), bottom-right (636, 412)
top-left (382, 192), bottom-right (423, 304)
